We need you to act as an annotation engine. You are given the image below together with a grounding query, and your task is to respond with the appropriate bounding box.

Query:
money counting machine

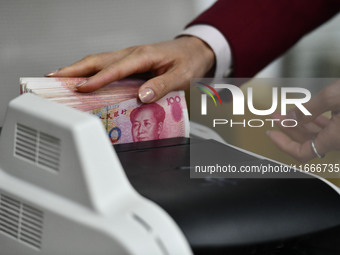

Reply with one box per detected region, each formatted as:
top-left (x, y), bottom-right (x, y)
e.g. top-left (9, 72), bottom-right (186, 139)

top-left (0, 94), bottom-right (339, 255)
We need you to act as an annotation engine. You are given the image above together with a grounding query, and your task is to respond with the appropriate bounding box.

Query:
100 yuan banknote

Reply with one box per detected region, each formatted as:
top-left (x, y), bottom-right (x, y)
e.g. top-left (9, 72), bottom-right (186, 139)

top-left (20, 77), bottom-right (189, 144)
top-left (20, 77), bottom-right (143, 111)
top-left (91, 91), bottom-right (189, 144)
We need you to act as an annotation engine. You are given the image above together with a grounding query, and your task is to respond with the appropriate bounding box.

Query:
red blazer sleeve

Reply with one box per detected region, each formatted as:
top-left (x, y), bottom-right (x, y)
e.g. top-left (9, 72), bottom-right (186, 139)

top-left (187, 0), bottom-right (340, 77)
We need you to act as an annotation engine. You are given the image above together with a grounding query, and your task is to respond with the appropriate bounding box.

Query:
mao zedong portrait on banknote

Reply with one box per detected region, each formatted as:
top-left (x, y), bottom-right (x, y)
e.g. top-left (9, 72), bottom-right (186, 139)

top-left (130, 103), bottom-right (165, 142)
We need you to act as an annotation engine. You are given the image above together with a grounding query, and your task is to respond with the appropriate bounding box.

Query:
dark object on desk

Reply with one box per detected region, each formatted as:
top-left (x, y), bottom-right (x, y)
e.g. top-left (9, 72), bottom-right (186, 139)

top-left (1, 125), bottom-right (338, 254)
top-left (115, 137), bottom-right (340, 254)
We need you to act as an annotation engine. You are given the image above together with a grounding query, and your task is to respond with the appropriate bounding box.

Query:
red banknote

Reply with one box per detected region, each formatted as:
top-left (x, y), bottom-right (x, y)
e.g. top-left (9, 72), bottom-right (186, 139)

top-left (20, 77), bottom-right (189, 144)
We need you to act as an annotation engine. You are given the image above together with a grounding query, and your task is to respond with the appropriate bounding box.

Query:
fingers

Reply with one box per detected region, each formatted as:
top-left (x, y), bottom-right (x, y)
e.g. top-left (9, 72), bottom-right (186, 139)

top-left (45, 36), bottom-right (215, 101)
top-left (288, 80), bottom-right (340, 124)
top-left (287, 94), bottom-right (328, 125)
top-left (314, 115), bottom-right (330, 128)
top-left (138, 67), bottom-right (190, 103)
top-left (267, 130), bottom-right (331, 162)
top-left (267, 130), bottom-right (314, 161)
top-left (271, 112), bottom-right (321, 143)
top-left (46, 50), bottom-right (130, 78)
top-left (75, 53), bottom-right (154, 92)
top-left (267, 114), bottom-right (339, 162)
top-left (268, 81), bottom-right (340, 161)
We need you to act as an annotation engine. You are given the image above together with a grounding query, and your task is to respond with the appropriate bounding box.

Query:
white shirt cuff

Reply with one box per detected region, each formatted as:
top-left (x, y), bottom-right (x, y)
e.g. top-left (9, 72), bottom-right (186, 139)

top-left (179, 25), bottom-right (232, 78)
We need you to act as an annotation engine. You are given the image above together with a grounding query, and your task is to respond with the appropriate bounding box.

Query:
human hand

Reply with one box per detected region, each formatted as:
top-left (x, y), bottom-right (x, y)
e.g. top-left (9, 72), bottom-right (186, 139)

top-left (267, 80), bottom-right (340, 162)
top-left (46, 36), bottom-right (215, 103)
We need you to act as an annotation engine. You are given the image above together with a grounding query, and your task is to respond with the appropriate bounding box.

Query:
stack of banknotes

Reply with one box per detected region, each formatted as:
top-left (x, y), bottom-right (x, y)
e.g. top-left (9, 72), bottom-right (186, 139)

top-left (20, 77), bottom-right (189, 144)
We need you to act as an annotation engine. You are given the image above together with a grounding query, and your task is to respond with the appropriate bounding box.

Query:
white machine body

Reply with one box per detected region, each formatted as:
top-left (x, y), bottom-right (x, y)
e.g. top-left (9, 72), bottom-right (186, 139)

top-left (0, 94), bottom-right (192, 255)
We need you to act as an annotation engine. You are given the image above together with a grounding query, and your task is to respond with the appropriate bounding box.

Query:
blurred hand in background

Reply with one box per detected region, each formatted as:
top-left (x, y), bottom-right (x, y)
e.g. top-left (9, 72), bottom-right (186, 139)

top-left (268, 80), bottom-right (340, 162)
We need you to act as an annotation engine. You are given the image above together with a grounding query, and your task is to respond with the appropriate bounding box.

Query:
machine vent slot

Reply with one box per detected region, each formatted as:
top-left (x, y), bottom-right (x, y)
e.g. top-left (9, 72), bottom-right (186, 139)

top-left (0, 194), bottom-right (44, 249)
top-left (37, 132), bottom-right (61, 171)
top-left (132, 213), bottom-right (169, 255)
top-left (14, 124), bottom-right (38, 162)
top-left (14, 124), bottom-right (61, 172)
top-left (155, 237), bottom-right (169, 255)
top-left (132, 213), bottom-right (152, 232)
top-left (0, 194), bottom-right (20, 239)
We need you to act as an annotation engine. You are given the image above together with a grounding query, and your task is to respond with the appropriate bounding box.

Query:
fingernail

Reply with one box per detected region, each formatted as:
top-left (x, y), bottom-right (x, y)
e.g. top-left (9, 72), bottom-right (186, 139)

top-left (76, 80), bottom-right (87, 88)
top-left (139, 88), bottom-right (154, 103)
top-left (45, 69), bottom-right (59, 77)
top-left (266, 130), bottom-right (271, 136)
